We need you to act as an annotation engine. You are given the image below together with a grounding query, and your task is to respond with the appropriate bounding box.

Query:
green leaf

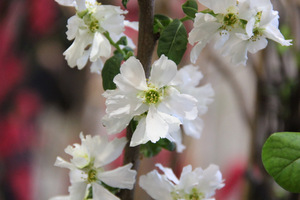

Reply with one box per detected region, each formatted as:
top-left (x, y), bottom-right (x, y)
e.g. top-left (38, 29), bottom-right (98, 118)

top-left (102, 54), bottom-right (123, 91)
top-left (116, 36), bottom-right (128, 46)
top-left (122, 0), bottom-right (129, 9)
top-left (153, 14), bottom-right (172, 34)
top-left (262, 132), bottom-right (300, 193)
top-left (157, 19), bottom-right (188, 65)
top-left (140, 138), bottom-right (176, 158)
top-left (182, 0), bottom-right (198, 19)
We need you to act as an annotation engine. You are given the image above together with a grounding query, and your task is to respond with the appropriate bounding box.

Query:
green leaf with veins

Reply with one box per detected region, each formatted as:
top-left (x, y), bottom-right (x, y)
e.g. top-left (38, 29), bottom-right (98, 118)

top-left (182, 0), bottom-right (198, 19)
top-left (262, 132), bottom-right (300, 193)
top-left (102, 54), bottom-right (123, 91)
top-left (157, 19), bottom-right (188, 65)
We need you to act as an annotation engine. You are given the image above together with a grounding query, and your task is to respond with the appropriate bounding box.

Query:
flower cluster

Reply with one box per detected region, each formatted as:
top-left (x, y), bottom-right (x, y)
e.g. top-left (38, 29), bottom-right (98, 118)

top-left (55, 0), bottom-right (136, 73)
top-left (51, 0), bottom-right (294, 198)
top-left (50, 133), bottom-right (136, 200)
top-left (102, 55), bottom-right (205, 149)
top-left (189, 0), bottom-right (292, 65)
top-left (139, 163), bottom-right (224, 200)
top-left (170, 64), bottom-right (214, 152)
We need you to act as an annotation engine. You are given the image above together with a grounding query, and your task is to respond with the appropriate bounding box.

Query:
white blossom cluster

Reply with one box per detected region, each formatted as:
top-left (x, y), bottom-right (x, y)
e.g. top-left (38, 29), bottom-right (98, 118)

top-left (102, 55), bottom-right (213, 152)
top-left (51, 0), bottom-right (292, 199)
top-left (55, 0), bottom-right (137, 73)
top-left (140, 164), bottom-right (224, 200)
top-left (189, 0), bottom-right (292, 65)
top-left (50, 133), bottom-right (136, 200)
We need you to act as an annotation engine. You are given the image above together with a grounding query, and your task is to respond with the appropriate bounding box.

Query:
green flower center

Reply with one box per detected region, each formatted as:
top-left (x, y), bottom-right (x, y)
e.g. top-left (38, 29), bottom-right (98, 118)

top-left (87, 169), bottom-right (97, 183)
top-left (223, 13), bottom-right (238, 26)
top-left (250, 27), bottom-right (264, 41)
top-left (171, 188), bottom-right (205, 200)
top-left (145, 89), bottom-right (160, 104)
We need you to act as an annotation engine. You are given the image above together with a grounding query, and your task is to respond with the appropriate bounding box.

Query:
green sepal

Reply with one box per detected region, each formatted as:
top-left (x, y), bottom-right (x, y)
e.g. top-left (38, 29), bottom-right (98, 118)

top-left (122, 46), bottom-right (134, 60)
top-left (116, 36), bottom-right (128, 46)
top-left (262, 132), bottom-right (300, 193)
top-left (122, 0), bottom-right (129, 9)
top-left (102, 54), bottom-right (123, 91)
top-left (140, 138), bottom-right (176, 158)
top-left (157, 19), bottom-right (188, 65)
top-left (200, 9), bottom-right (217, 17)
top-left (153, 14), bottom-right (173, 34)
top-left (182, 0), bottom-right (198, 19)
top-left (101, 182), bottom-right (120, 194)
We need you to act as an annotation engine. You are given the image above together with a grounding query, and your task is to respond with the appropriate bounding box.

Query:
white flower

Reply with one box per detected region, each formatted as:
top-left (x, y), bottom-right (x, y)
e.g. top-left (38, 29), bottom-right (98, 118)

top-left (139, 163), bottom-right (225, 200)
top-left (170, 65), bottom-right (214, 152)
top-left (220, 2), bottom-right (292, 65)
top-left (102, 55), bottom-right (198, 147)
top-left (55, 0), bottom-right (130, 73)
top-left (189, 0), bottom-right (292, 65)
top-left (50, 133), bottom-right (136, 200)
top-left (189, 0), bottom-right (245, 63)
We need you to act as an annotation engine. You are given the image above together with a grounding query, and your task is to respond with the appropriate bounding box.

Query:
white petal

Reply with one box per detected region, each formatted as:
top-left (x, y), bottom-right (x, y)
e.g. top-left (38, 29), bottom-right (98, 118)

top-left (54, 157), bottom-right (74, 170)
top-left (49, 196), bottom-right (70, 200)
top-left (155, 163), bottom-right (179, 184)
top-left (90, 32), bottom-right (111, 62)
top-left (124, 20), bottom-right (139, 31)
top-left (90, 58), bottom-right (104, 74)
top-left (102, 114), bottom-right (132, 135)
top-left (66, 15), bottom-right (82, 40)
top-left (98, 163), bottom-right (136, 189)
top-left (55, 0), bottom-right (75, 7)
top-left (139, 170), bottom-right (174, 200)
top-left (118, 56), bottom-right (147, 90)
top-left (145, 105), bottom-right (170, 143)
top-left (190, 42), bottom-right (207, 64)
top-left (182, 117), bottom-right (204, 139)
top-left (93, 184), bottom-right (119, 200)
top-left (69, 182), bottom-right (87, 200)
top-left (198, 0), bottom-right (237, 13)
top-left (189, 14), bottom-right (220, 44)
top-left (149, 55), bottom-right (177, 88)
top-left (248, 37), bottom-right (268, 54)
top-left (130, 117), bottom-right (147, 146)
top-left (94, 137), bottom-right (127, 167)
top-left (169, 130), bottom-right (186, 153)
top-left (158, 87), bottom-right (198, 120)
top-left (77, 49), bottom-right (90, 69)
top-left (263, 23), bottom-right (292, 46)
top-left (75, 0), bottom-right (86, 11)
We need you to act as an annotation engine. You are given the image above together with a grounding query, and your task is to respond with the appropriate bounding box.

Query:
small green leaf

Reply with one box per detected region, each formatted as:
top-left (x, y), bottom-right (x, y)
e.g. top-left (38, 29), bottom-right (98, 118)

top-left (140, 138), bottom-right (176, 158)
top-left (116, 36), bottom-right (128, 46)
top-left (157, 19), bottom-right (188, 64)
top-left (262, 132), bottom-right (300, 193)
top-left (102, 54), bottom-right (123, 90)
top-left (182, 0), bottom-right (198, 19)
top-left (122, 0), bottom-right (129, 9)
top-left (153, 14), bottom-right (172, 34)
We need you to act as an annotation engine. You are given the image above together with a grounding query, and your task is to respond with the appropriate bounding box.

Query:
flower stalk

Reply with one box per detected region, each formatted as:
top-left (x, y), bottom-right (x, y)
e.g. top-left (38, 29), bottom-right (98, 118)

top-left (117, 0), bottom-right (157, 199)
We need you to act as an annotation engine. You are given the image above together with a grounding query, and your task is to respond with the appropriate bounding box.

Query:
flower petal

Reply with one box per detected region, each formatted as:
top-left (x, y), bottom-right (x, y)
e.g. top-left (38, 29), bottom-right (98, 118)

top-left (155, 163), bottom-right (179, 184)
top-left (55, 0), bottom-right (75, 7)
top-left (90, 32), bottom-right (111, 62)
top-left (182, 117), bottom-right (204, 139)
top-left (139, 170), bottom-right (174, 200)
top-left (98, 163), bottom-right (136, 189)
top-left (149, 55), bottom-right (177, 88)
top-left (118, 56), bottom-right (147, 90)
top-left (93, 184), bottom-right (119, 200)
top-left (94, 137), bottom-right (127, 168)
top-left (158, 87), bottom-right (198, 120)
top-left (68, 182), bottom-right (87, 200)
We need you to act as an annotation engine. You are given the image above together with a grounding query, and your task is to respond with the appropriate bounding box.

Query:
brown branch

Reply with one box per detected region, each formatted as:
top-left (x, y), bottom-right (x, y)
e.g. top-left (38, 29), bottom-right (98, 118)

top-left (117, 1), bottom-right (157, 199)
